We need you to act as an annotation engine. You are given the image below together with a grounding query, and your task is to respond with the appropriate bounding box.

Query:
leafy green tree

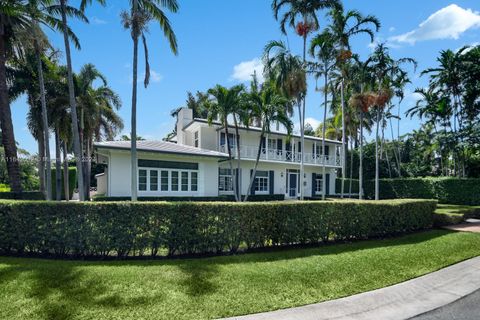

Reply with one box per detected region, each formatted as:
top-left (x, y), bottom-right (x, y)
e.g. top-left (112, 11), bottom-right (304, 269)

top-left (205, 84), bottom-right (244, 201)
top-left (121, 0), bottom-right (178, 201)
top-left (327, 2), bottom-right (380, 197)
top-left (243, 80), bottom-right (293, 201)
top-left (264, 40), bottom-right (307, 198)
top-left (309, 29), bottom-right (336, 199)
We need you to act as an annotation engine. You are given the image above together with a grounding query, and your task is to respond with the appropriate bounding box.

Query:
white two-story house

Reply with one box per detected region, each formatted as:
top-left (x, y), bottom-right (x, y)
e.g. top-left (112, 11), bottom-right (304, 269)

top-left (94, 108), bottom-right (342, 199)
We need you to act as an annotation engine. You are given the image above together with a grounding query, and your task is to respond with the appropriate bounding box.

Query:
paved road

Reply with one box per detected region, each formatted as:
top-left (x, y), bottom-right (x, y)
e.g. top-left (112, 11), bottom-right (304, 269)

top-left (409, 289), bottom-right (480, 320)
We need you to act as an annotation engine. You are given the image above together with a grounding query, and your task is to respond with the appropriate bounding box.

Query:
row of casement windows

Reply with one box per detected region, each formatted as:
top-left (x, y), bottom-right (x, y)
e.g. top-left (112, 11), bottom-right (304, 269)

top-left (218, 169), bottom-right (272, 194)
top-left (139, 168), bottom-right (198, 192)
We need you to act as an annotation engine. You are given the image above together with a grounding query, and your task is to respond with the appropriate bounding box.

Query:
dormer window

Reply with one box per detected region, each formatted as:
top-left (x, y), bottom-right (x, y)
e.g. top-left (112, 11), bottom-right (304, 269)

top-left (194, 131), bottom-right (199, 148)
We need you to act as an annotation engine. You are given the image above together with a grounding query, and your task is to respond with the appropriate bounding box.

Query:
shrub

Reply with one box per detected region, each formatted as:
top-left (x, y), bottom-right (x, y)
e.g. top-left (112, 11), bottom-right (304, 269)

top-left (336, 179), bottom-right (360, 194)
top-left (0, 199), bottom-right (436, 258)
top-left (0, 191), bottom-right (44, 200)
top-left (51, 167), bottom-right (77, 200)
top-left (363, 178), bottom-right (480, 205)
top-left (92, 194), bottom-right (285, 202)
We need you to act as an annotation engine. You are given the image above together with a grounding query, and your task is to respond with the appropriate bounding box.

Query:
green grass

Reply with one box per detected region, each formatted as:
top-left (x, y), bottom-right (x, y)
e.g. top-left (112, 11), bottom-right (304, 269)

top-left (434, 204), bottom-right (480, 225)
top-left (1, 230), bottom-right (480, 320)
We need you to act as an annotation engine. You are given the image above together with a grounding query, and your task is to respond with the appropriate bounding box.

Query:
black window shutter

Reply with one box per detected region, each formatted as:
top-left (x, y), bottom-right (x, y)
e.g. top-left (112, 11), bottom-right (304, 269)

top-left (250, 170), bottom-right (255, 195)
top-left (326, 173), bottom-right (330, 195)
top-left (269, 171), bottom-right (274, 195)
top-left (277, 139), bottom-right (282, 151)
top-left (297, 141), bottom-right (302, 152)
top-left (312, 143), bottom-right (315, 154)
top-left (325, 145), bottom-right (330, 158)
top-left (312, 173), bottom-right (316, 197)
top-left (220, 133), bottom-right (225, 146)
top-left (237, 135), bottom-right (240, 146)
top-left (286, 142), bottom-right (291, 151)
top-left (235, 169), bottom-right (240, 198)
top-left (261, 137), bottom-right (266, 149)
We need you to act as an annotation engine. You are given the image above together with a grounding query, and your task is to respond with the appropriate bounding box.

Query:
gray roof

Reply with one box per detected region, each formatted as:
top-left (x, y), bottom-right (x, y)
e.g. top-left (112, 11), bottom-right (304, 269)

top-left (94, 140), bottom-right (229, 158)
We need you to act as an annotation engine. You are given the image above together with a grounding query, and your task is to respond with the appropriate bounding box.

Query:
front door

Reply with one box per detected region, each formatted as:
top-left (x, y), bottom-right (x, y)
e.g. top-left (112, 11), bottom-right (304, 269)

top-left (288, 171), bottom-right (298, 198)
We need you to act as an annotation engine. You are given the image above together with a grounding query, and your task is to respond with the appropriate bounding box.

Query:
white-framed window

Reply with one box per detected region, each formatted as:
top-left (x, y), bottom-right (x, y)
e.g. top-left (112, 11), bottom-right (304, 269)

top-left (139, 168), bottom-right (198, 193)
top-left (194, 131), bottom-right (199, 148)
top-left (220, 133), bottom-right (237, 148)
top-left (254, 171), bottom-right (269, 194)
top-left (219, 168), bottom-right (233, 192)
top-left (315, 175), bottom-right (323, 194)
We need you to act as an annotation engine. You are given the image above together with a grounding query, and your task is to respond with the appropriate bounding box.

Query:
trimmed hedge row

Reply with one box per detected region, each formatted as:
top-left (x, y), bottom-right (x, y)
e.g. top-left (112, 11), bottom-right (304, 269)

top-left (0, 199), bottom-right (436, 258)
top-left (93, 194), bottom-right (286, 202)
top-left (364, 178), bottom-right (480, 205)
top-left (0, 191), bottom-right (45, 200)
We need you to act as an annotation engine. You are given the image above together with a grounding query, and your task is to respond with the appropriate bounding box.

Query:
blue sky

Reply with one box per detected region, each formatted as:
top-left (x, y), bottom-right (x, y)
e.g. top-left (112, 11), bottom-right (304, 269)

top-left (11, 0), bottom-right (480, 154)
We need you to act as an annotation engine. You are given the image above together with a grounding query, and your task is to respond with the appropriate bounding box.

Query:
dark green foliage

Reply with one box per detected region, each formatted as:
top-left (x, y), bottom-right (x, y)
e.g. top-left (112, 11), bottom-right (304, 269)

top-left (0, 199), bottom-right (436, 258)
top-left (336, 179), bottom-right (360, 194)
top-left (364, 178), bottom-right (480, 205)
top-left (0, 192), bottom-right (44, 200)
top-left (51, 167), bottom-right (77, 200)
top-left (92, 194), bottom-right (285, 202)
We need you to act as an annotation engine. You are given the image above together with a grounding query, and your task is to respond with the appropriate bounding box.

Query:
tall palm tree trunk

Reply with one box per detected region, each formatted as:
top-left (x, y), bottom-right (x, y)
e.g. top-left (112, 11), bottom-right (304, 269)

top-left (60, 0), bottom-right (85, 201)
top-left (348, 139), bottom-right (354, 197)
top-left (375, 107), bottom-right (380, 200)
top-left (37, 135), bottom-right (46, 195)
top-left (223, 119), bottom-right (239, 202)
top-left (62, 141), bottom-right (69, 201)
top-left (299, 34), bottom-right (307, 200)
top-left (359, 111), bottom-right (363, 200)
top-left (34, 38), bottom-right (52, 200)
top-left (340, 79), bottom-right (346, 198)
top-left (0, 28), bottom-right (22, 193)
top-left (55, 129), bottom-right (62, 200)
top-left (130, 0), bottom-right (139, 201)
top-left (321, 73), bottom-right (328, 200)
top-left (244, 126), bottom-right (266, 202)
top-left (233, 116), bottom-right (242, 201)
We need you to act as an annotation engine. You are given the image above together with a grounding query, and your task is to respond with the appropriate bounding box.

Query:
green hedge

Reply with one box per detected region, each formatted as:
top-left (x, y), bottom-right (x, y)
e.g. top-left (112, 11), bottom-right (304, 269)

top-left (364, 178), bottom-right (480, 205)
top-left (51, 167), bottom-right (77, 200)
top-left (0, 192), bottom-right (45, 200)
top-left (336, 179), bottom-right (360, 194)
top-left (0, 199), bottom-right (436, 258)
top-left (92, 194), bottom-right (285, 202)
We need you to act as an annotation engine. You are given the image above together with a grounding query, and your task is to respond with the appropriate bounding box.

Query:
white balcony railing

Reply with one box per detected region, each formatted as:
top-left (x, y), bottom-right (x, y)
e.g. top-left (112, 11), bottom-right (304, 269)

top-left (219, 145), bottom-right (342, 167)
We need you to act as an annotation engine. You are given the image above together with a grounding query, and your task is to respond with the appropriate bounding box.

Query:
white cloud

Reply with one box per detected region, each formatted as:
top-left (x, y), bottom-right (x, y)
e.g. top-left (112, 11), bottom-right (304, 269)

top-left (293, 117), bottom-right (322, 134)
top-left (231, 58), bottom-right (264, 83)
top-left (389, 27), bottom-right (396, 32)
top-left (91, 16), bottom-right (107, 25)
top-left (390, 4), bottom-right (480, 45)
top-left (455, 42), bottom-right (480, 53)
top-left (150, 70), bottom-right (163, 83)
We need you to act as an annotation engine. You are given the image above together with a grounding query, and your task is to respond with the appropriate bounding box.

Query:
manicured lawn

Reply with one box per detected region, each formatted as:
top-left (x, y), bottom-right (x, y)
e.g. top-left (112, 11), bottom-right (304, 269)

top-left (1, 230), bottom-right (480, 320)
top-left (435, 204), bottom-right (480, 216)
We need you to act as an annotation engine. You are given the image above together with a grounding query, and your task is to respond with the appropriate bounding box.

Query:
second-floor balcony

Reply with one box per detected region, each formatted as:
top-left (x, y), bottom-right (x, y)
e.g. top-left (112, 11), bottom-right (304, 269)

top-left (219, 145), bottom-right (342, 167)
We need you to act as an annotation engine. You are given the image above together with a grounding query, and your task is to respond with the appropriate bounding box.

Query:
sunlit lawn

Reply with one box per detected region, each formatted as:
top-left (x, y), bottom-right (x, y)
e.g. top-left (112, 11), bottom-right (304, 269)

top-left (1, 230), bottom-right (480, 320)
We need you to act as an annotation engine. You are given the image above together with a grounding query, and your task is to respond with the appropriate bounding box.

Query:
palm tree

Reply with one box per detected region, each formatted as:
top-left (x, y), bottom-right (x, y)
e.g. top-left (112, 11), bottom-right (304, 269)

top-left (272, 0), bottom-right (338, 200)
top-left (366, 44), bottom-right (416, 200)
top-left (205, 84), bottom-right (244, 202)
top-left (243, 80), bottom-right (293, 202)
top-left (0, 1), bottom-right (31, 193)
top-left (56, 0), bottom-right (92, 201)
top-left (121, 0), bottom-right (178, 201)
top-left (422, 48), bottom-right (467, 176)
top-left (264, 40), bottom-right (306, 198)
top-left (327, 2), bottom-right (380, 197)
top-left (309, 29), bottom-right (336, 200)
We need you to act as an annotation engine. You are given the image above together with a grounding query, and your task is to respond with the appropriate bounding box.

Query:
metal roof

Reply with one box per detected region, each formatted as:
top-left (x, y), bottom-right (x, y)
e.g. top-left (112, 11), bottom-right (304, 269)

top-left (94, 140), bottom-right (229, 158)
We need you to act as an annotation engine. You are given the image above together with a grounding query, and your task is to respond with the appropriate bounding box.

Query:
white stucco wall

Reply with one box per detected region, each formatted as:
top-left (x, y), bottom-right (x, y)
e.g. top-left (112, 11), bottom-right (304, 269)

top-left (219, 160), bottom-right (337, 198)
top-left (106, 150), bottom-right (219, 197)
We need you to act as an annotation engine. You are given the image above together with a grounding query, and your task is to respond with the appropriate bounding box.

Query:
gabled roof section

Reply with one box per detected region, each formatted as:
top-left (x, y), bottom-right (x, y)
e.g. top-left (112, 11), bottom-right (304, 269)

top-left (94, 140), bottom-right (229, 158)
top-left (183, 118), bottom-right (342, 144)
